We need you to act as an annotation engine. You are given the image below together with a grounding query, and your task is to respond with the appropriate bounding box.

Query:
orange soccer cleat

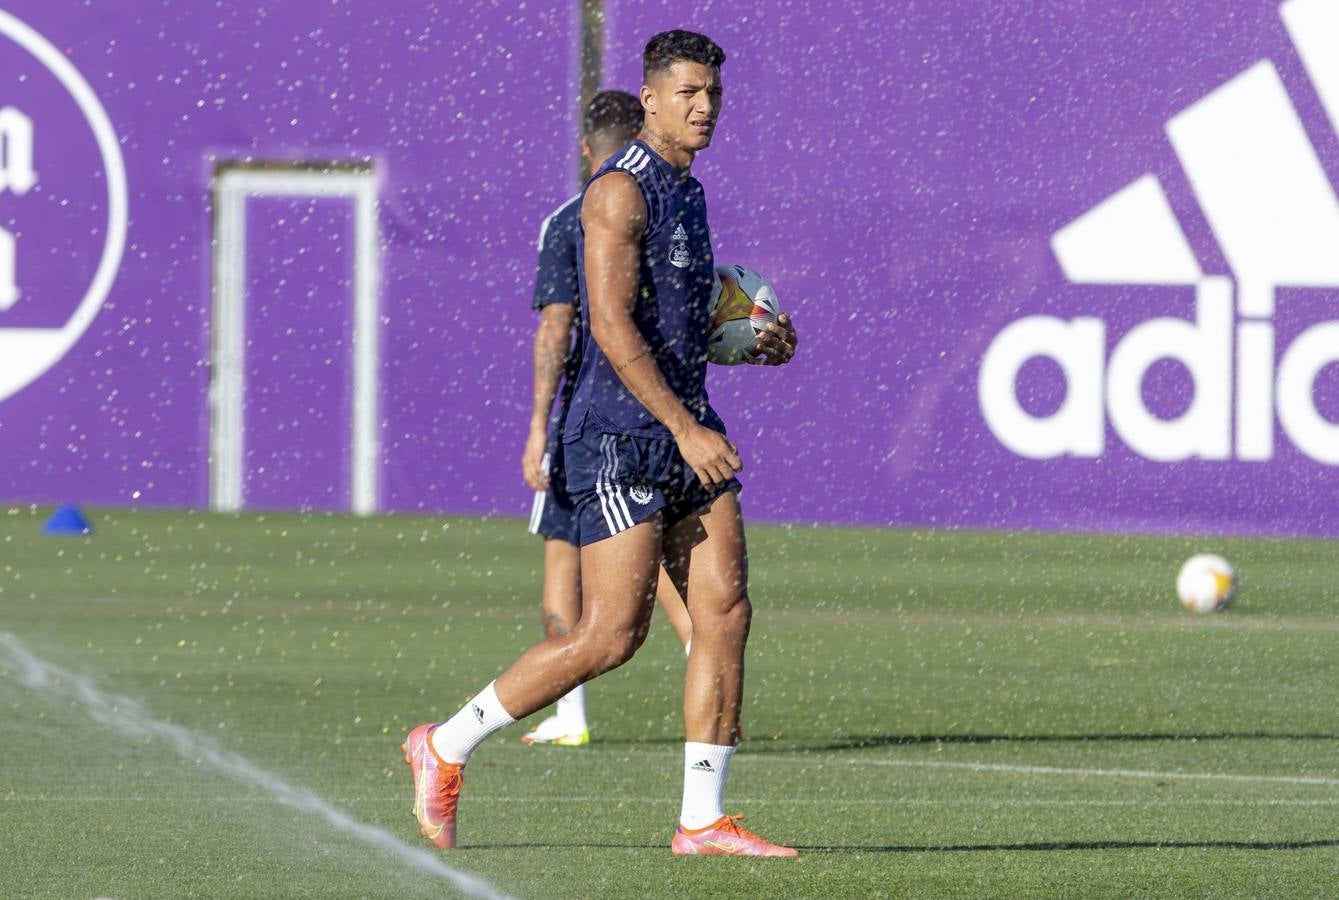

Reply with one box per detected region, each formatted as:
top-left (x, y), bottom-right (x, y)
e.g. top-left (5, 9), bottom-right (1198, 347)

top-left (671, 814), bottom-right (798, 857)
top-left (401, 723), bottom-right (464, 849)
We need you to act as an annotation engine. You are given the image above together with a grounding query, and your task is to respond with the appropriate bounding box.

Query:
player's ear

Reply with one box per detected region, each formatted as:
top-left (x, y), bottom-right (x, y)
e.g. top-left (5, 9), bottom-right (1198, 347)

top-left (579, 136), bottom-right (592, 164)
top-left (640, 83), bottom-right (656, 117)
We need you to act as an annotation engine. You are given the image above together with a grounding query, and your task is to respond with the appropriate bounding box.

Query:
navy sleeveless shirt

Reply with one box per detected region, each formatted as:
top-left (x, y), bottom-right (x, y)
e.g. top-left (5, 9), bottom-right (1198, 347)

top-left (565, 139), bottom-right (724, 440)
top-left (530, 192), bottom-right (583, 446)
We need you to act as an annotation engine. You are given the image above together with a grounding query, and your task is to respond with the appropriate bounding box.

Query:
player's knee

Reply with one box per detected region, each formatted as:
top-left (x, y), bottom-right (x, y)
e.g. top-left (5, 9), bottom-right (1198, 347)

top-left (698, 589), bottom-right (751, 635)
top-left (585, 626), bottom-right (649, 676)
top-left (543, 611), bottom-right (572, 640)
top-left (722, 592), bottom-right (752, 636)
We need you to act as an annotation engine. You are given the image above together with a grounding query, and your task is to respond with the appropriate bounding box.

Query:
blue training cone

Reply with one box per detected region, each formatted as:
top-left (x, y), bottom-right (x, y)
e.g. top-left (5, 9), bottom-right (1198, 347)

top-left (43, 504), bottom-right (93, 536)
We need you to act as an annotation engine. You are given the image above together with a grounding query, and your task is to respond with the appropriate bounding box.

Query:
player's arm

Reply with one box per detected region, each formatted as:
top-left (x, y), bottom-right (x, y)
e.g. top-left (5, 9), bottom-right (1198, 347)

top-left (523, 303), bottom-right (576, 491)
top-left (582, 173), bottom-right (741, 487)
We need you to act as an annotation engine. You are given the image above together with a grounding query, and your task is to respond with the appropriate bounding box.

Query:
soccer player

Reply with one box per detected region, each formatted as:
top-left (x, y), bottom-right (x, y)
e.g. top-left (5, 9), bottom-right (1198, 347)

top-left (405, 30), bottom-right (799, 856)
top-left (522, 89), bottom-right (694, 747)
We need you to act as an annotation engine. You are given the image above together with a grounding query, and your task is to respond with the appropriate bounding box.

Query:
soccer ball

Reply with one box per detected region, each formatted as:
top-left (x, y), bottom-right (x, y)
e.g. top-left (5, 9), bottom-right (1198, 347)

top-left (706, 264), bottom-right (780, 365)
top-left (1176, 553), bottom-right (1237, 613)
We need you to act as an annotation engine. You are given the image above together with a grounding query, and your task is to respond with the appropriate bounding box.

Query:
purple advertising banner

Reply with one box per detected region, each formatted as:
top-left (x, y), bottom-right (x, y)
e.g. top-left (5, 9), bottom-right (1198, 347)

top-left (1, 2), bottom-right (1338, 535)
top-left (604, 0), bottom-right (1339, 535)
top-left (0, 2), bottom-right (577, 514)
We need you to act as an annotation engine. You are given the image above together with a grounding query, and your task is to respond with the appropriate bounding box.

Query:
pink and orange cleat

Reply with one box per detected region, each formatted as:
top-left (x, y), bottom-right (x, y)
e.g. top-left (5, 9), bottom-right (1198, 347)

top-left (401, 723), bottom-right (464, 849)
top-left (671, 814), bottom-right (798, 857)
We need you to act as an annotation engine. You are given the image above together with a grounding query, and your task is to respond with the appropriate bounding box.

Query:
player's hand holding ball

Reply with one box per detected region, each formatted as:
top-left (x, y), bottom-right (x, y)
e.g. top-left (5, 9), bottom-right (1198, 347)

top-left (706, 264), bottom-right (797, 366)
top-left (749, 312), bottom-right (797, 366)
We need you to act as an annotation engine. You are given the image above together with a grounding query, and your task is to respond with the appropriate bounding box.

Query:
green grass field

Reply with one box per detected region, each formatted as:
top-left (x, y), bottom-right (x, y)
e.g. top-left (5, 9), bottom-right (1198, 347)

top-left (3, 505), bottom-right (1339, 898)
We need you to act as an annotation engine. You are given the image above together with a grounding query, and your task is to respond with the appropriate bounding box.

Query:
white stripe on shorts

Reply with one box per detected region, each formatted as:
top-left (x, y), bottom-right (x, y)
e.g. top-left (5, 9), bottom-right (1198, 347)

top-left (528, 489), bottom-right (546, 534)
top-left (528, 451), bottom-right (551, 535)
top-left (611, 484), bottom-right (633, 530)
top-left (603, 437), bottom-right (635, 528)
top-left (594, 436), bottom-right (625, 535)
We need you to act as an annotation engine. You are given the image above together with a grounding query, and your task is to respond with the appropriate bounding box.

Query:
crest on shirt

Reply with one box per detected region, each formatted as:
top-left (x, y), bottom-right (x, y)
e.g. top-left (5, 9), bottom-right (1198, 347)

top-left (669, 223), bottom-right (691, 268)
top-left (629, 483), bottom-right (654, 505)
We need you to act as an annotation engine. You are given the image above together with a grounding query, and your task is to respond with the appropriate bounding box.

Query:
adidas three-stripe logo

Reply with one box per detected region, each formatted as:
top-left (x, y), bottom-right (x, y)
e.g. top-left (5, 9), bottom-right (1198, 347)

top-left (595, 434), bottom-right (636, 537)
top-left (616, 145), bottom-right (652, 175)
top-left (691, 759), bottom-right (714, 772)
top-left (980, 0), bottom-right (1339, 467)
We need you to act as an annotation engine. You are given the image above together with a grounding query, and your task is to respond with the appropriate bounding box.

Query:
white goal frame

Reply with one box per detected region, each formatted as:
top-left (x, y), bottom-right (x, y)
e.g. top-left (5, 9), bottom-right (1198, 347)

top-left (210, 165), bottom-right (381, 515)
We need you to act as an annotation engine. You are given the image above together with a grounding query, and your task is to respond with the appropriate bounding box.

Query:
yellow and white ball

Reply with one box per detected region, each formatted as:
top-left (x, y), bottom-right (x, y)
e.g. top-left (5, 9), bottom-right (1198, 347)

top-left (706, 264), bottom-right (780, 366)
top-left (1176, 553), bottom-right (1237, 613)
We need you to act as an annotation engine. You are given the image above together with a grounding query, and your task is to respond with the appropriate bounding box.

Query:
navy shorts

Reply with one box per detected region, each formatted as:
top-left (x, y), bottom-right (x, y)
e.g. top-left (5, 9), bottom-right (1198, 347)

top-left (563, 420), bottom-right (741, 547)
top-left (528, 442), bottom-right (580, 545)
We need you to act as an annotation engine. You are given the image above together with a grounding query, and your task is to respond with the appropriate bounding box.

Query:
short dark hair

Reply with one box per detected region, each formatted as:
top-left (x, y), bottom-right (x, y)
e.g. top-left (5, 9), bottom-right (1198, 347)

top-left (642, 30), bottom-right (726, 81)
top-left (582, 90), bottom-right (643, 140)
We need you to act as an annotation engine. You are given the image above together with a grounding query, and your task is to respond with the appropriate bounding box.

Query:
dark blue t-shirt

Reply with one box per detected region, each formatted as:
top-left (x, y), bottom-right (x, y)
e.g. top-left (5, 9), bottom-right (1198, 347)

top-left (566, 139), bottom-right (723, 440)
top-left (531, 193), bottom-right (583, 445)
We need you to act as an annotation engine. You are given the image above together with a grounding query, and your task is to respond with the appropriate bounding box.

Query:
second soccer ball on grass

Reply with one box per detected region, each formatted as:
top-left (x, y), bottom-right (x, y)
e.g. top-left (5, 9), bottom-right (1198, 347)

top-left (1176, 553), bottom-right (1237, 613)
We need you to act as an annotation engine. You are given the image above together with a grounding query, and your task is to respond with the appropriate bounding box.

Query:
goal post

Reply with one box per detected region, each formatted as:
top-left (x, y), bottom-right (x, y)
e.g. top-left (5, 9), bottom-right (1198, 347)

top-left (209, 163), bottom-right (382, 515)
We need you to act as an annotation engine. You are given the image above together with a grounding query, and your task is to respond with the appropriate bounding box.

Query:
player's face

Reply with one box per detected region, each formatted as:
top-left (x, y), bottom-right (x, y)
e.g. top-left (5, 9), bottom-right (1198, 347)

top-left (646, 61), bottom-right (723, 153)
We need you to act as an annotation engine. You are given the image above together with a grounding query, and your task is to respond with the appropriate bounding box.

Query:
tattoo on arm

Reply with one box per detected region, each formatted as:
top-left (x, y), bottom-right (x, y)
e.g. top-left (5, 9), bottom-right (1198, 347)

top-left (615, 348), bottom-right (651, 373)
top-left (532, 308), bottom-right (576, 421)
top-left (536, 342), bottom-right (565, 382)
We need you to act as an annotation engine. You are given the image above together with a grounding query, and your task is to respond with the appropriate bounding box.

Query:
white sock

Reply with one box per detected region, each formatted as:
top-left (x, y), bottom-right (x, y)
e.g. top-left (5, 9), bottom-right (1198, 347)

top-left (679, 741), bottom-right (734, 829)
top-left (430, 681), bottom-right (516, 765)
top-left (555, 683), bottom-right (587, 730)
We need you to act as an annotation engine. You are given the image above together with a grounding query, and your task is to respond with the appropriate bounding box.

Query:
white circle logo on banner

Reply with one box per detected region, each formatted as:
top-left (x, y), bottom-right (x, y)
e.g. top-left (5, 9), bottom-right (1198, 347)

top-left (0, 10), bottom-right (127, 401)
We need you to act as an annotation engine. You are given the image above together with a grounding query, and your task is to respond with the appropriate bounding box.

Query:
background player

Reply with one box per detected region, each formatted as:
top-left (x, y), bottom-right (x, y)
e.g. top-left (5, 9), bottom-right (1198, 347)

top-left (521, 90), bottom-right (694, 747)
top-left (406, 30), bottom-right (799, 855)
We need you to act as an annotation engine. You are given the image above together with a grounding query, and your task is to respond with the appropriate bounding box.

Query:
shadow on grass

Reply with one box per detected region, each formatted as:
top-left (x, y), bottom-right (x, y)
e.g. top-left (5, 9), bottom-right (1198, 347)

top-left (790, 838), bottom-right (1339, 853)
top-left (799, 732), bottom-right (1339, 752)
top-left (462, 838), bottom-right (1339, 852)
top-left (605, 732), bottom-right (1339, 752)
